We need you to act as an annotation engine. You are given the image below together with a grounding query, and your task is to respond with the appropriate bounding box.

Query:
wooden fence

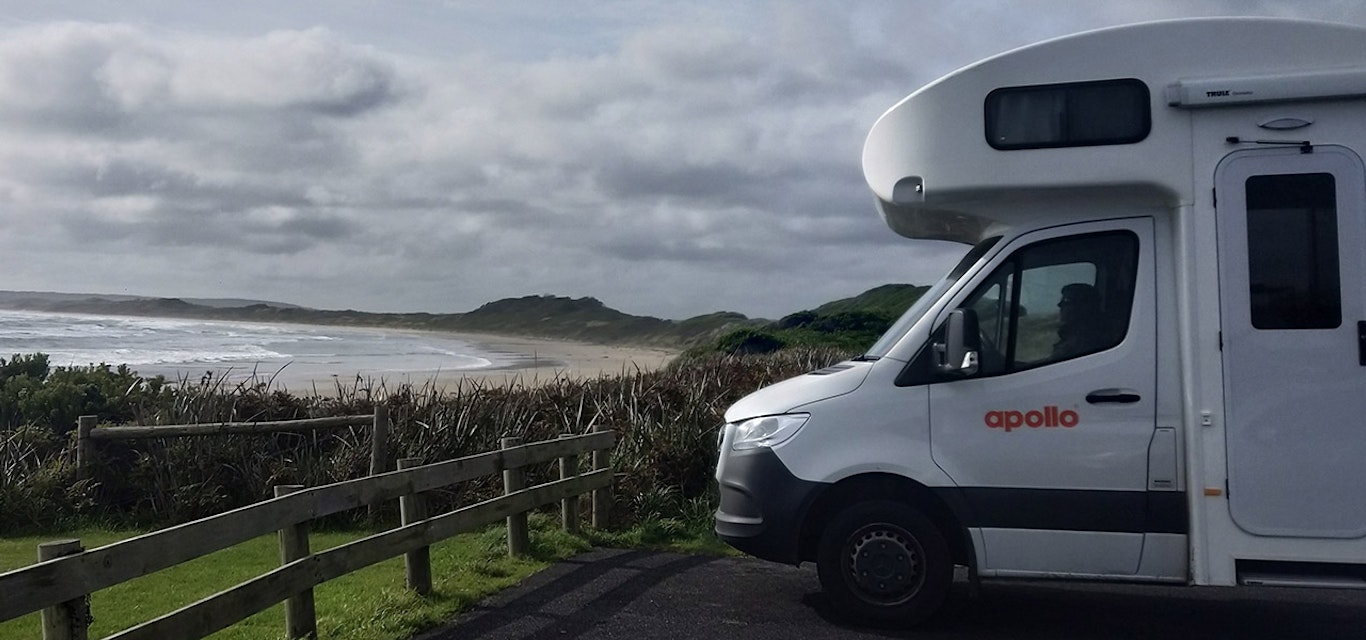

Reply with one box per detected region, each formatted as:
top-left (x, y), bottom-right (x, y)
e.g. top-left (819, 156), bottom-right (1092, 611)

top-left (0, 424), bottom-right (615, 640)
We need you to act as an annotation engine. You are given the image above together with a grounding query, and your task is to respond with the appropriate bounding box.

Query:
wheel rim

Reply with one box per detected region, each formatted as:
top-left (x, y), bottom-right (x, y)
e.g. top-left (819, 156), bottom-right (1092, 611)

top-left (842, 522), bottom-right (926, 605)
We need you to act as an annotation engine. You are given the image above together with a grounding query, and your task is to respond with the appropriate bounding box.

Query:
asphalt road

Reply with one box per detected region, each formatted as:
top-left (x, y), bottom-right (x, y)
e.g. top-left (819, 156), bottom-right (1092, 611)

top-left (418, 549), bottom-right (1366, 640)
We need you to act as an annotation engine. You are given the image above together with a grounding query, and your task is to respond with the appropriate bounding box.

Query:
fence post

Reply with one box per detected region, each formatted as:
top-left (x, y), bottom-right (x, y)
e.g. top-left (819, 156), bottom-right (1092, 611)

top-left (397, 458), bottom-right (432, 595)
top-left (275, 485), bottom-right (316, 640)
top-left (591, 424), bottom-right (611, 529)
top-left (370, 405), bottom-right (390, 476)
top-left (39, 540), bottom-right (88, 640)
top-left (75, 416), bottom-right (96, 481)
top-left (501, 436), bottom-right (529, 556)
top-left (559, 433), bottom-right (580, 534)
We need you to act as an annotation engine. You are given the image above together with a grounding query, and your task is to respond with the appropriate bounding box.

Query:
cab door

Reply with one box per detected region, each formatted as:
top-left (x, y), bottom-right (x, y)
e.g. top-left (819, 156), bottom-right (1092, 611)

top-left (1216, 145), bottom-right (1366, 539)
top-left (924, 218), bottom-right (1162, 576)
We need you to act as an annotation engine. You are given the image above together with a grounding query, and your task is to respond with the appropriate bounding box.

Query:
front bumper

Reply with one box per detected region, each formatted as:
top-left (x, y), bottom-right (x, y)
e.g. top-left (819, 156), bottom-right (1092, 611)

top-left (714, 445), bottom-right (823, 565)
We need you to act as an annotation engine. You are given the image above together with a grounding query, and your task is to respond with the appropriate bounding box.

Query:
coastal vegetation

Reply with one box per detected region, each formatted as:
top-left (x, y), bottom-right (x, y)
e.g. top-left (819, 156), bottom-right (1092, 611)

top-left (0, 347), bottom-right (853, 535)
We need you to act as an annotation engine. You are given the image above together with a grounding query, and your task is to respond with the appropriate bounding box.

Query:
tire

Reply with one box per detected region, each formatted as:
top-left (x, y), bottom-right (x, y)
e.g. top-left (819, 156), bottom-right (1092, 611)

top-left (815, 500), bottom-right (952, 628)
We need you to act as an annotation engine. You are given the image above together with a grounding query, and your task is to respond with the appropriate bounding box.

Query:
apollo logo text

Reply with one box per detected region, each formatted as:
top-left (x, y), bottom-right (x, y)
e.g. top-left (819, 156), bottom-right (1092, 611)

top-left (985, 406), bottom-right (1079, 432)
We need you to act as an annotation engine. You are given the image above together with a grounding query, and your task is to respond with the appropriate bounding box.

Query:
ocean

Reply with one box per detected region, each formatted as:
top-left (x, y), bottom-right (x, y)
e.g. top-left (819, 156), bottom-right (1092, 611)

top-left (0, 309), bottom-right (514, 389)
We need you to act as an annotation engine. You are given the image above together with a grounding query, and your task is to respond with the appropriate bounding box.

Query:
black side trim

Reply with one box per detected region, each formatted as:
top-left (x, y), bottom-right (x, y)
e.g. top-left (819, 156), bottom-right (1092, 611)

top-left (1146, 491), bottom-right (1188, 534)
top-left (933, 487), bottom-right (1188, 534)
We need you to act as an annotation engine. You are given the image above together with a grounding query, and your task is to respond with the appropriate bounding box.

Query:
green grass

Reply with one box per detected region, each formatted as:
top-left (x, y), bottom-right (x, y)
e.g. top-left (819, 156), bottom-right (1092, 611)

top-left (0, 515), bottom-right (593, 640)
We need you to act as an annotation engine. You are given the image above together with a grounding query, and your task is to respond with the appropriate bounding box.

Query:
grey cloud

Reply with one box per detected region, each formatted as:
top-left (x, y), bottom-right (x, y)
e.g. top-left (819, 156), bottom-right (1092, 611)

top-left (597, 235), bottom-right (735, 265)
top-left (81, 160), bottom-right (306, 210)
top-left (593, 152), bottom-right (867, 221)
top-left (0, 24), bottom-right (409, 267)
top-left (160, 27), bottom-right (405, 117)
top-left (34, 158), bottom-right (326, 229)
top-left (452, 197), bottom-right (561, 222)
top-left (620, 24), bottom-right (766, 81)
top-left (275, 213), bottom-right (354, 241)
top-left (157, 212), bottom-right (358, 255)
top-left (58, 195), bottom-right (359, 255)
top-left (595, 159), bottom-right (755, 202)
top-left (0, 24), bottom-right (404, 133)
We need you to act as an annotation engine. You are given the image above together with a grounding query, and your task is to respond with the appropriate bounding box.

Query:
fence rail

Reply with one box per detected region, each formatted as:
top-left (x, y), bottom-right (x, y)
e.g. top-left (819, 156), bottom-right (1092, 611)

top-left (75, 408), bottom-right (392, 480)
top-left (87, 414), bottom-right (375, 438)
top-left (1, 421), bottom-right (615, 640)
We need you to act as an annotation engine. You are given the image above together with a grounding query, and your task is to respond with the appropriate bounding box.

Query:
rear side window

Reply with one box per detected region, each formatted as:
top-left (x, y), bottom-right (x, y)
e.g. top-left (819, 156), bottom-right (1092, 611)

top-left (1245, 172), bottom-right (1341, 329)
top-left (985, 79), bottom-right (1150, 150)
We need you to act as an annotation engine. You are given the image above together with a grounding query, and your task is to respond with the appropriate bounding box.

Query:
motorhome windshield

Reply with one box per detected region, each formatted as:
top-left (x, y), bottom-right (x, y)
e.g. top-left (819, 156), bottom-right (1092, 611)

top-left (865, 236), bottom-right (1002, 358)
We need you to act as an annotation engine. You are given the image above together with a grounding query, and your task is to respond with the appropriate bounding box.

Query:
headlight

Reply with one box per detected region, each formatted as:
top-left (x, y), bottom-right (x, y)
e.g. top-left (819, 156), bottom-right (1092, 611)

top-left (731, 414), bottom-right (809, 451)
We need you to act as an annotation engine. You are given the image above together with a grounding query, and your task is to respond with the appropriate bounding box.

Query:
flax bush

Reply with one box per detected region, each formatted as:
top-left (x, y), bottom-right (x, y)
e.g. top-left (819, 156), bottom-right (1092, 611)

top-left (0, 348), bottom-right (853, 534)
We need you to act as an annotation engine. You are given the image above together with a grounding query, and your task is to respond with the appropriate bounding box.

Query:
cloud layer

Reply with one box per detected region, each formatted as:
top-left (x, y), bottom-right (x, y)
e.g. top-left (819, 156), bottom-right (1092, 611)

top-left (1, 2), bottom-right (1363, 318)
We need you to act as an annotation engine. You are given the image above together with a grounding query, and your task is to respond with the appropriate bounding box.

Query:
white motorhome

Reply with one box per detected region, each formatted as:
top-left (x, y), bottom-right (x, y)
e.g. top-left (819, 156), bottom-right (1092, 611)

top-left (714, 17), bottom-right (1366, 626)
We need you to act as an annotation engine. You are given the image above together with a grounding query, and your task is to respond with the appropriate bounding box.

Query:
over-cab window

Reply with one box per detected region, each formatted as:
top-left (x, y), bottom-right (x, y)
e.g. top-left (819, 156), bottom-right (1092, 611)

top-left (1246, 172), bottom-right (1341, 330)
top-left (985, 79), bottom-right (1150, 150)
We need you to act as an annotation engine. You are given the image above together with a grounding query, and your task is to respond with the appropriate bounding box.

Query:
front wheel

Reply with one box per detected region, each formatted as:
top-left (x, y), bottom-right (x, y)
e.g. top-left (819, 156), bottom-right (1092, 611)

top-left (815, 500), bottom-right (952, 627)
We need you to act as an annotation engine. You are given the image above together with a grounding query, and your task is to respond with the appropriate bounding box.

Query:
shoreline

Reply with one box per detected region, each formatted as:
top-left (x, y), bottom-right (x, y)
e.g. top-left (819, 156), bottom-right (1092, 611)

top-left (393, 332), bottom-right (680, 387)
top-left (0, 308), bottom-right (684, 392)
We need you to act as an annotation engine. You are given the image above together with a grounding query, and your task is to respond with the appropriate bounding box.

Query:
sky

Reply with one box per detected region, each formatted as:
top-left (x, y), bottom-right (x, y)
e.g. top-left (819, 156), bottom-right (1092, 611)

top-left (0, 1), bottom-right (1364, 320)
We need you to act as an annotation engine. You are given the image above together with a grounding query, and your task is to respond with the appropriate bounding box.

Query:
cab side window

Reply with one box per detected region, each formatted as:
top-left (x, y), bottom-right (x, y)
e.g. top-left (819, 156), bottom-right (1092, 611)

top-left (972, 231), bottom-right (1137, 375)
top-left (902, 231), bottom-right (1138, 385)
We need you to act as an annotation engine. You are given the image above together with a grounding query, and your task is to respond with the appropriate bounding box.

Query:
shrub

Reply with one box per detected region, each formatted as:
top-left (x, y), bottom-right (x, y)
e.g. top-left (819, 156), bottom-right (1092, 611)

top-left (714, 329), bottom-right (786, 355)
top-left (0, 354), bottom-right (171, 434)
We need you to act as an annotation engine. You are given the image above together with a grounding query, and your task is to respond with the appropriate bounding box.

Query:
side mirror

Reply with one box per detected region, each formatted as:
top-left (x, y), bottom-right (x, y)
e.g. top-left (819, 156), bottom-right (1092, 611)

top-left (935, 309), bottom-right (980, 375)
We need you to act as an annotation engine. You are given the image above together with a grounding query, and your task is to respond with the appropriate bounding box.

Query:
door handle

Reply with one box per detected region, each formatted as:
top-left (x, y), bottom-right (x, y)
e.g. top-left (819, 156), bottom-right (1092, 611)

top-left (1357, 321), bottom-right (1366, 366)
top-left (1086, 388), bottom-right (1141, 404)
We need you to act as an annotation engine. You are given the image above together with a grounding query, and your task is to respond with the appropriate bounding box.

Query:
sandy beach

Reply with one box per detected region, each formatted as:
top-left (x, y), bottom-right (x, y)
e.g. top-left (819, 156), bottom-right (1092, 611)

top-left (432, 333), bottom-right (680, 385)
top-left (274, 332), bottom-right (682, 393)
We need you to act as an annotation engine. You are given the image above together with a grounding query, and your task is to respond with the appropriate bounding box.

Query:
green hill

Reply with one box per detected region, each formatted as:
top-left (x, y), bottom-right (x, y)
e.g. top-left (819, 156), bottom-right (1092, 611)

top-left (812, 284), bottom-right (932, 317)
top-left (439, 295), bottom-right (673, 343)
top-left (711, 284), bottom-right (932, 355)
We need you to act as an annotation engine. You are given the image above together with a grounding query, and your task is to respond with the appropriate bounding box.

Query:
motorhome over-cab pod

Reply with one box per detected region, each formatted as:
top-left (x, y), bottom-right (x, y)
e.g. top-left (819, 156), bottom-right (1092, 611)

top-left (863, 18), bottom-right (1366, 243)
